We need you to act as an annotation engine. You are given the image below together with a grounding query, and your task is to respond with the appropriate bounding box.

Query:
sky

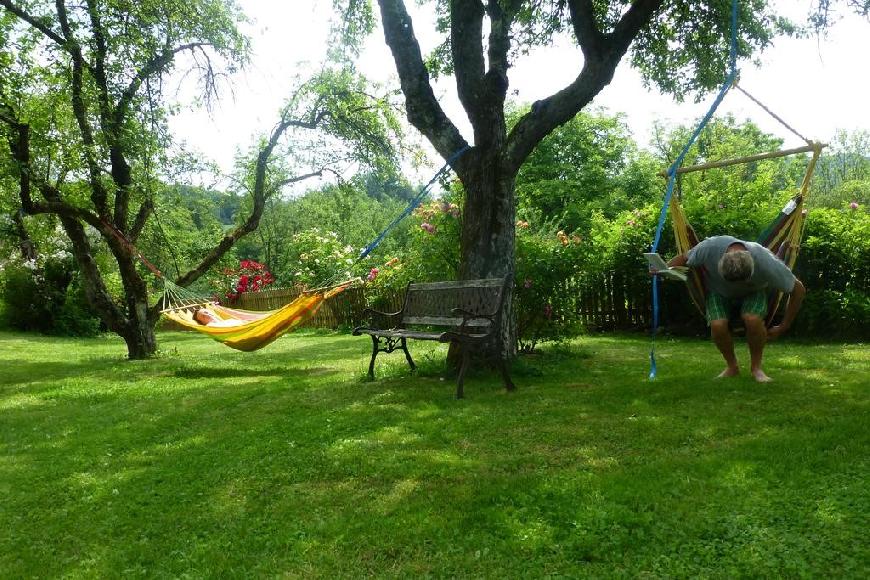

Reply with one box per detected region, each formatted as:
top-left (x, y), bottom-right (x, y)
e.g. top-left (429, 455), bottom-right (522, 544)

top-left (170, 1), bottom-right (870, 184)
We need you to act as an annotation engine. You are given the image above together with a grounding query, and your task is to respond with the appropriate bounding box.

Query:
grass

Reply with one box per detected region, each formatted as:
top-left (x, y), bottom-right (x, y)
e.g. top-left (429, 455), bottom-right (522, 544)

top-left (0, 329), bottom-right (867, 578)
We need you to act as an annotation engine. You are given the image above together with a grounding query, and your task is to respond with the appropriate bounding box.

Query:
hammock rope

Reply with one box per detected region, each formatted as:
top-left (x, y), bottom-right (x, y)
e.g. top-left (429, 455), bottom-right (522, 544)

top-left (648, 0), bottom-right (740, 379)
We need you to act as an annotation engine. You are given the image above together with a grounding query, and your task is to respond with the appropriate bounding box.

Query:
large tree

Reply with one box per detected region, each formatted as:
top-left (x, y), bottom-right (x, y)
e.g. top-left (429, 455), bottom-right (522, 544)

top-left (0, 1), bottom-right (398, 357)
top-left (336, 0), bottom-right (855, 354)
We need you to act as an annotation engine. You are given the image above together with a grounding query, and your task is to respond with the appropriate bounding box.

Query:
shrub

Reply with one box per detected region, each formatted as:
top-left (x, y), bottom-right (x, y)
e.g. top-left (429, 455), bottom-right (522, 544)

top-left (514, 223), bottom-right (588, 351)
top-left (0, 254), bottom-right (102, 336)
top-left (793, 205), bottom-right (869, 337)
top-left (214, 259), bottom-right (276, 303)
top-left (276, 229), bottom-right (356, 289)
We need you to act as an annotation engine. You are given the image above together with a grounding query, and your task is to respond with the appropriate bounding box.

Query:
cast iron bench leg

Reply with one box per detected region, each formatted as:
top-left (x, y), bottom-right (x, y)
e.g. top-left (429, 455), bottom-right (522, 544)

top-left (455, 346), bottom-right (471, 399)
top-left (401, 337), bottom-right (416, 371)
top-left (367, 335), bottom-right (380, 379)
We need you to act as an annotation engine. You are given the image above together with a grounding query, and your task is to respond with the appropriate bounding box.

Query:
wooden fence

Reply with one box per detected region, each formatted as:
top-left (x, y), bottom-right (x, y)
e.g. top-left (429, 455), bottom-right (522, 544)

top-left (231, 274), bottom-right (656, 331)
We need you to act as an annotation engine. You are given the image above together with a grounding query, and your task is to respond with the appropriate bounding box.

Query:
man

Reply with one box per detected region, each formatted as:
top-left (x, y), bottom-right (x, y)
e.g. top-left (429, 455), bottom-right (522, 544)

top-left (666, 236), bottom-right (805, 382)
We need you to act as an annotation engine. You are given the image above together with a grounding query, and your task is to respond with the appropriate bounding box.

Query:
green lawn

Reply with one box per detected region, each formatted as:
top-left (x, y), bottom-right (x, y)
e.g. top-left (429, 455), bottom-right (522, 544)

top-left (1, 330), bottom-right (867, 577)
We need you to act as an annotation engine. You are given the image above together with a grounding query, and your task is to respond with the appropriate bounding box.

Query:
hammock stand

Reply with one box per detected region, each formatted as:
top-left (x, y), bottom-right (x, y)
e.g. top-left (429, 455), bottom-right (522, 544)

top-left (647, 0), bottom-right (825, 378)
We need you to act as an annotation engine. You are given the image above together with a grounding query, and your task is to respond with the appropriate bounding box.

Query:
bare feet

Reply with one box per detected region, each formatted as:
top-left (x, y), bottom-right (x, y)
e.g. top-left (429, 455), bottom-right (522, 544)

top-left (717, 366), bottom-right (740, 379)
top-left (751, 368), bottom-right (773, 383)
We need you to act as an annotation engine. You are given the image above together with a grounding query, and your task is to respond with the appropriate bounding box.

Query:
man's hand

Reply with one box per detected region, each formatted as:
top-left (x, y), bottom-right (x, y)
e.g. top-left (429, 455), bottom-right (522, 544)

top-left (767, 324), bottom-right (788, 340)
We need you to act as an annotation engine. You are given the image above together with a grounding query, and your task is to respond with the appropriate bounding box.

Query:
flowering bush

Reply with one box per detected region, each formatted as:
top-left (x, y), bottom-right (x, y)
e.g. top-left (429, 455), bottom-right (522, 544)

top-left (219, 259), bottom-right (275, 302)
top-left (278, 228), bottom-right (356, 288)
top-left (514, 221), bottom-right (590, 352)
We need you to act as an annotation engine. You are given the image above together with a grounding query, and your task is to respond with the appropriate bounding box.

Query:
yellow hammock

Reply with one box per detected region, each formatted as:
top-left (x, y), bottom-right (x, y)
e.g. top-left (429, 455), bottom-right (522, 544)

top-left (162, 281), bottom-right (354, 352)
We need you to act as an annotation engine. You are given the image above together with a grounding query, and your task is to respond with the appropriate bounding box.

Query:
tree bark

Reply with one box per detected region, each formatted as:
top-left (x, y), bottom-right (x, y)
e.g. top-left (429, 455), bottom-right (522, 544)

top-left (458, 148), bottom-right (517, 356)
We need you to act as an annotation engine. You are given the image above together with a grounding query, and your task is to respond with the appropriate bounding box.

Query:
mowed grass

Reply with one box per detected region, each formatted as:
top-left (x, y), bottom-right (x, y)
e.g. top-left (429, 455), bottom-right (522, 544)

top-left (0, 329), bottom-right (867, 578)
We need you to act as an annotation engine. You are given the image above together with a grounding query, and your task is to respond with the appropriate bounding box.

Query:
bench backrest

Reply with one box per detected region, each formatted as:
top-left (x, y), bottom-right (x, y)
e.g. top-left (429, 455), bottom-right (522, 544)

top-left (401, 278), bottom-right (507, 329)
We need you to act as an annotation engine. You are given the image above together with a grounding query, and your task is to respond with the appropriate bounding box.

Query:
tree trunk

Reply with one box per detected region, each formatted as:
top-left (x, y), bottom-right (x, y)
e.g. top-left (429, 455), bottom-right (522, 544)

top-left (457, 151), bottom-right (517, 358)
top-left (120, 299), bottom-right (158, 359)
top-left (60, 215), bottom-right (159, 359)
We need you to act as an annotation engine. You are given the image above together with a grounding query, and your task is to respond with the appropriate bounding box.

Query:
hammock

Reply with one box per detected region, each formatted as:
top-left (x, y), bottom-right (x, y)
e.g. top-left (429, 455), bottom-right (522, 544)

top-left (160, 280), bottom-right (355, 352)
top-left (667, 140), bottom-right (822, 328)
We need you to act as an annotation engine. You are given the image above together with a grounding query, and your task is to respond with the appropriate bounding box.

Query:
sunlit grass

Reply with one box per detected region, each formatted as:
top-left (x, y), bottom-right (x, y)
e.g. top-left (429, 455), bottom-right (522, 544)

top-left (0, 330), bottom-right (867, 577)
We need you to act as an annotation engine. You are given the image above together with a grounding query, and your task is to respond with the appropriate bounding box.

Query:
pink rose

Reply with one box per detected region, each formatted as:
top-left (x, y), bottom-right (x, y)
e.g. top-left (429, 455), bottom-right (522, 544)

top-left (850, 201), bottom-right (859, 210)
top-left (367, 268), bottom-right (379, 281)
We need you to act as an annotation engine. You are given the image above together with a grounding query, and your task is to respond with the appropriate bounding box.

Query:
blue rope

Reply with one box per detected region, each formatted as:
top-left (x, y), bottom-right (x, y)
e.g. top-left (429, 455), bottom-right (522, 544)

top-left (357, 145), bottom-right (470, 261)
top-left (648, 0), bottom-right (739, 379)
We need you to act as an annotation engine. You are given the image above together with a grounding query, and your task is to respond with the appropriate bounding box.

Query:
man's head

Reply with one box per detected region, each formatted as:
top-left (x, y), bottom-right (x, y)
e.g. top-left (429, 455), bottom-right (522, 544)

top-left (718, 245), bottom-right (754, 282)
top-left (194, 307), bottom-right (219, 325)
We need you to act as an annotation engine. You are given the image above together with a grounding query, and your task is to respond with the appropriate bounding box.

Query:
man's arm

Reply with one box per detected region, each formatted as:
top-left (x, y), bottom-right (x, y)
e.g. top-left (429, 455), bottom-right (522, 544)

top-left (667, 254), bottom-right (689, 268)
top-left (767, 278), bottom-right (806, 340)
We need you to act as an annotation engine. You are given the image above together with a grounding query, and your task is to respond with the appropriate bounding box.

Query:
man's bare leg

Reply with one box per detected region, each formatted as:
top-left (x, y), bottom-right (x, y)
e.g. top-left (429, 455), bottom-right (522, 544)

top-left (710, 319), bottom-right (739, 378)
top-left (743, 314), bottom-right (772, 382)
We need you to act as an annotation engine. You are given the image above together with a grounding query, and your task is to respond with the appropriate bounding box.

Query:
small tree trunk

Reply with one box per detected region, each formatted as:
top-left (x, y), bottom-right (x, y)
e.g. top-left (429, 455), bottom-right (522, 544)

top-left (121, 299), bottom-right (158, 359)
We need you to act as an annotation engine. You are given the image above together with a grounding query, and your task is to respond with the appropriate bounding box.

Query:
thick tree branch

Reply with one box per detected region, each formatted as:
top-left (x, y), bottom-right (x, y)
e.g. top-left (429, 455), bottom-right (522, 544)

top-left (567, 0), bottom-right (605, 59)
top-left (270, 169), bottom-right (324, 192)
top-left (0, 0), bottom-right (68, 51)
top-left (450, 0), bottom-right (486, 120)
top-left (174, 111), bottom-right (301, 288)
top-left (504, 0), bottom-right (664, 173)
top-left (115, 42), bottom-right (210, 128)
top-left (129, 199), bottom-right (153, 242)
top-left (606, 0), bottom-right (665, 55)
top-left (376, 0), bottom-right (468, 173)
top-left (54, 0), bottom-right (111, 217)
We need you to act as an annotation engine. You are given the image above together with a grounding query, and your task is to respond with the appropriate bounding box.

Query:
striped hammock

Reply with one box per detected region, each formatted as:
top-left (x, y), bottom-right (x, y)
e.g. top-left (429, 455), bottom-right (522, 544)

top-left (161, 280), bottom-right (354, 351)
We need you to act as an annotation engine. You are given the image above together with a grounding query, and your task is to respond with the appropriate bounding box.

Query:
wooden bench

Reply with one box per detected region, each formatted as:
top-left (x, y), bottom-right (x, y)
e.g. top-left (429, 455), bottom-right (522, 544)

top-left (353, 278), bottom-right (515, 398)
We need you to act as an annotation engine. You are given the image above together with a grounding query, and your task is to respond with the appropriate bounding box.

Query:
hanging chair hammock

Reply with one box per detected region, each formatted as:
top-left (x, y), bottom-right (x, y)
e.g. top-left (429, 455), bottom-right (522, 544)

top-left (159, 279), bottom-right (355, 352)
top-left (667, 140), bottom-right (824, 327)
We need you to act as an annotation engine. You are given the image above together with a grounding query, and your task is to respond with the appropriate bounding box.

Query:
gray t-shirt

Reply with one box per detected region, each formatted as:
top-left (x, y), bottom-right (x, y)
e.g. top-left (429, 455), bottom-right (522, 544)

top-left (686, 235), bottom-right (796, 299)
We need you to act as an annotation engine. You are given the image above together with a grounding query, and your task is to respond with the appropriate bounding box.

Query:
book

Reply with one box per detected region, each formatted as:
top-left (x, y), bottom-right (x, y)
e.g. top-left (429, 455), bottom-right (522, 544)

top-left (644, 253), bottom-right (688, 282)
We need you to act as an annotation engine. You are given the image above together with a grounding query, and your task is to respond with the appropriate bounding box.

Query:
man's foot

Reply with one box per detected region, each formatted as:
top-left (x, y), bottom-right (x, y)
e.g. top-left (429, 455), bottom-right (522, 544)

top-left (717, 366), bottom-right (740, 379)
top-left (751, 368), bottom-right (773, 383)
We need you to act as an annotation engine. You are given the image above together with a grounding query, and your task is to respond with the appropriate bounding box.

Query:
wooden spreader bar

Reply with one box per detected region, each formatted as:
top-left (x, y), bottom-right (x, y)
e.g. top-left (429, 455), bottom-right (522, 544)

top-left (659, 143), bottom-right (825, 177)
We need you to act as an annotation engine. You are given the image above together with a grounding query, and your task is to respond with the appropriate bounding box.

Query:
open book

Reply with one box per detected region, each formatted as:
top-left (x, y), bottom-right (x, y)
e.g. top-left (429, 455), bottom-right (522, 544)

top-left (644, 253), bottom-right (688, 282)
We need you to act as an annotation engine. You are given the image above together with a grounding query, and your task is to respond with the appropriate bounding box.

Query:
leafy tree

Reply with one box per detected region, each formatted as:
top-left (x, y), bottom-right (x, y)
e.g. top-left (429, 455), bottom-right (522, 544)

top-left (513, 107), bottom-right (659, 232)
top-left (811, 129), bottom-right (870, 208)
top-left (0, 2), bottom-right (400, 357)
top-left (333, 0), bottom-right (811, 355)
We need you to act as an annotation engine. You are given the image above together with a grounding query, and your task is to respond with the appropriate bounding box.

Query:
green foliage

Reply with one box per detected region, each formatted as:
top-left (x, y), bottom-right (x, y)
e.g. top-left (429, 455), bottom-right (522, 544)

top-left (514, 108), bottom-right (660, 232)
top-left (811, 129), bottom-right (870, 208)
top-left (514, 224), bottom-right (587, 351)
top-left (277, 228), bottom-right (357, 288)
top-left (795, 205), bottom-right (870, 337)
top-left (0, 255), bottom-right (101, 336)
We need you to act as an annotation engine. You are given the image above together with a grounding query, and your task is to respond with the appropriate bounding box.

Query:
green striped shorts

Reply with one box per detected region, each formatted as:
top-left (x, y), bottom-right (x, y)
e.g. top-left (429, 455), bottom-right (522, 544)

top-left (706, 291), bottom-right (768, 324)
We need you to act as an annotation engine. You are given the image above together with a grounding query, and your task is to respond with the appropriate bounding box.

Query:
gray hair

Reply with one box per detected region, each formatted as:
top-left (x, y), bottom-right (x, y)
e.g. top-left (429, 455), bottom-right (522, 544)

top-left (718, 250), bottom-right (754, 282)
